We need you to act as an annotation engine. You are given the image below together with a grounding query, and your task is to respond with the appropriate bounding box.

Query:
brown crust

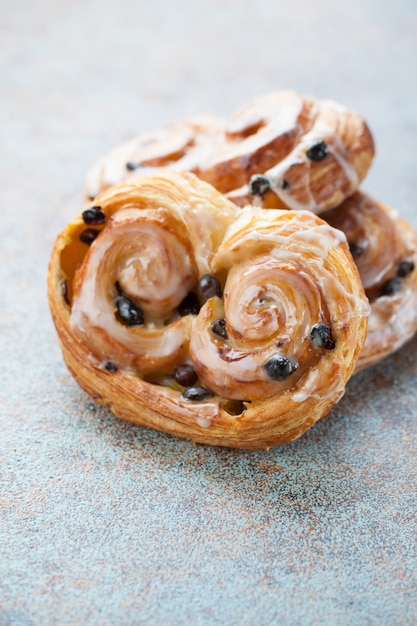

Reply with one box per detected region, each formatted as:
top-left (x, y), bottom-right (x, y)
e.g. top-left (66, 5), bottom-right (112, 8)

top-left (49, 172), bottom-right (369, 448)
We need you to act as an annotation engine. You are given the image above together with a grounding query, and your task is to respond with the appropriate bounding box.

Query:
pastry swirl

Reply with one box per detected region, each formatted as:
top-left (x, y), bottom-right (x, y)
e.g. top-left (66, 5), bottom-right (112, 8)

top-left (190, 207), bottom-right (370, 402)
top-left (85, 91), bottom-right (374, 214)
top-left (86, 116), bottom-right (220, 201)
top-left (324, 192), bottom-right (417, 371)
top-left (49, 172), bottom-right (369, 448)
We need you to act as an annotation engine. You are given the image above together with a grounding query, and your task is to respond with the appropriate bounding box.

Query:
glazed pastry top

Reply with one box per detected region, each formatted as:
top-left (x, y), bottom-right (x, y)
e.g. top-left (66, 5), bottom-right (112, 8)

top-left (49, 172), bottom-right (370, 448)
top-left (85, 91), bottom-right (374, 214)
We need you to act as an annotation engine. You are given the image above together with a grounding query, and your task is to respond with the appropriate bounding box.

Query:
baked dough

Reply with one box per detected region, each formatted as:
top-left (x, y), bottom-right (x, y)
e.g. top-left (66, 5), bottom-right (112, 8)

top-left (85, 91), bottom-right (374, 214)
top-left (324, 192), bottom-right (417, 371)
top-left (49, 172), bottom-right (369, 448)
top-left (85, 116), bottom-right (220, 200)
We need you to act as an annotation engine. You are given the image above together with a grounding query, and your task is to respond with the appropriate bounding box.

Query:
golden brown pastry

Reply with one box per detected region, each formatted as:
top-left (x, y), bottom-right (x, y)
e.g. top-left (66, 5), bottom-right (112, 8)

top-left (324, 192), bottom-right (417, 372)
top-left (49, 172), bottom-right (369, 449)
top-left (85, 116), bottom-right (220, 201)
top-left (85, 91), bottom-right (374, 214)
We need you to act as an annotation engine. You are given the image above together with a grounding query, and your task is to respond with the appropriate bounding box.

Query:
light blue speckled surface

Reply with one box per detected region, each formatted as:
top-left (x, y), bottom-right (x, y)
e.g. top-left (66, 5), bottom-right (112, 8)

top-left (1, 1), bottom-right (416, 624)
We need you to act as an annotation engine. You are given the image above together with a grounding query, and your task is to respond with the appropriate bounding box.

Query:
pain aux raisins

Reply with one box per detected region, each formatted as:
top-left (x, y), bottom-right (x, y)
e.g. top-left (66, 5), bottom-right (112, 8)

top-left (306, 140), bottom-right (329, 162)
top-left (310, 324), bottom-right (336, 349)
top-left (182, 386), bottom-right (214, 401)
top-left (263, 355), bottom-right (299, 381)
top-left (82, 206), bottom-right (106, 225)
top-left (249, 174), bottom-right (271, 196)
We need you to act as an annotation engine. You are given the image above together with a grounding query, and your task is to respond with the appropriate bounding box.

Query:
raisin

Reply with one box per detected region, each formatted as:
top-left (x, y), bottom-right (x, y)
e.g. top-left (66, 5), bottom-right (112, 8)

top-left (198, 274), bottom-right (222, 301)
top-left (306, 141), bottom-right (329, 161)
top-left (310, 324), bottom-right (336, 349)
top-left (178, 292), bottom-right (200, 316)
top-left (249, 174), bottom-right (271, 196)
top-left (264, 356), bottom-right (299, 381)
top-left (82, 206), bottom-right (105, 225)
top-left (348, 242), bottom-right (366, 258)
top-left (80, 228), bottom-right (100, 245)
top-left (115, 295), bottom-right (144, 326)
top-left (182, 386), bottom-right (214, 401)
top-left (174, 363), bottom-right (198, 387)
top-left (397, 260), bottom-right (415, 278)
top-left (104, 361), bottom-right (118, 373)
top-left (382, 277), bottom-right (403, 296)
top-left (61, 280), bottom-right (69, 305)
top-left (212, 318), bottom-right (228, 339)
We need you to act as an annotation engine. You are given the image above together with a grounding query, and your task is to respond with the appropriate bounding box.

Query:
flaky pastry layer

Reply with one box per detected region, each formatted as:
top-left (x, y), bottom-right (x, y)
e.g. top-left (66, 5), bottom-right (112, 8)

top-left (49, 172), bottom-right (369, 448)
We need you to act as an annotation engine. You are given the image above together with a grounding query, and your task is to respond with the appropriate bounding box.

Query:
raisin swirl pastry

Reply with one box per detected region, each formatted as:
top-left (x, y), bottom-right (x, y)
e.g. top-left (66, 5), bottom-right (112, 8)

top-left (324, 192), bottom-right (417, 372)
top-left (85, 91), bottom-right (374, 214)
top-left (86, 116), bottom-right (220, 201)
top-left (49, 172), bottom-right (369, 449)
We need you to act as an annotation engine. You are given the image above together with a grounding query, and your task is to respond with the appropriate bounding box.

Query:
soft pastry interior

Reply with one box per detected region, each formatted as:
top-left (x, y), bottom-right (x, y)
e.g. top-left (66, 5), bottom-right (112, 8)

top-left (49, 171), bottom-right (370, 449)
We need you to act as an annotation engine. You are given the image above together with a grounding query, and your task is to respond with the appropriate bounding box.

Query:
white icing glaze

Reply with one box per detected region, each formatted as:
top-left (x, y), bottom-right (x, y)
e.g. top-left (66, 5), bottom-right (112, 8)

top-left (190, 207), bottom-right (369, 402)
top-left (85, 92), bottom-right (368, 215)
top-left (367, 284), bottom-right (417, 353)
top-left (70, 207), bottom-right (197, 371)
top-left (291, 361), bottom-right (346, 405)
top-left (85, 117), bottom-right (221, 199)
top-left (266, 105), bottom-right (360, 212)
top-left (72, 173), bottom-right (372, 416)
top-left (73, 172), bottom-right (241, 378)
top-left (215, 90), bottom-right (305, 163)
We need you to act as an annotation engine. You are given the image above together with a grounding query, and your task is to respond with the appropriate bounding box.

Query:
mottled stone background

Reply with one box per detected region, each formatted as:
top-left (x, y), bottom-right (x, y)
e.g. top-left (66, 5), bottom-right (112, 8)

top-left (1, 0), bottom-right (416, 624)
